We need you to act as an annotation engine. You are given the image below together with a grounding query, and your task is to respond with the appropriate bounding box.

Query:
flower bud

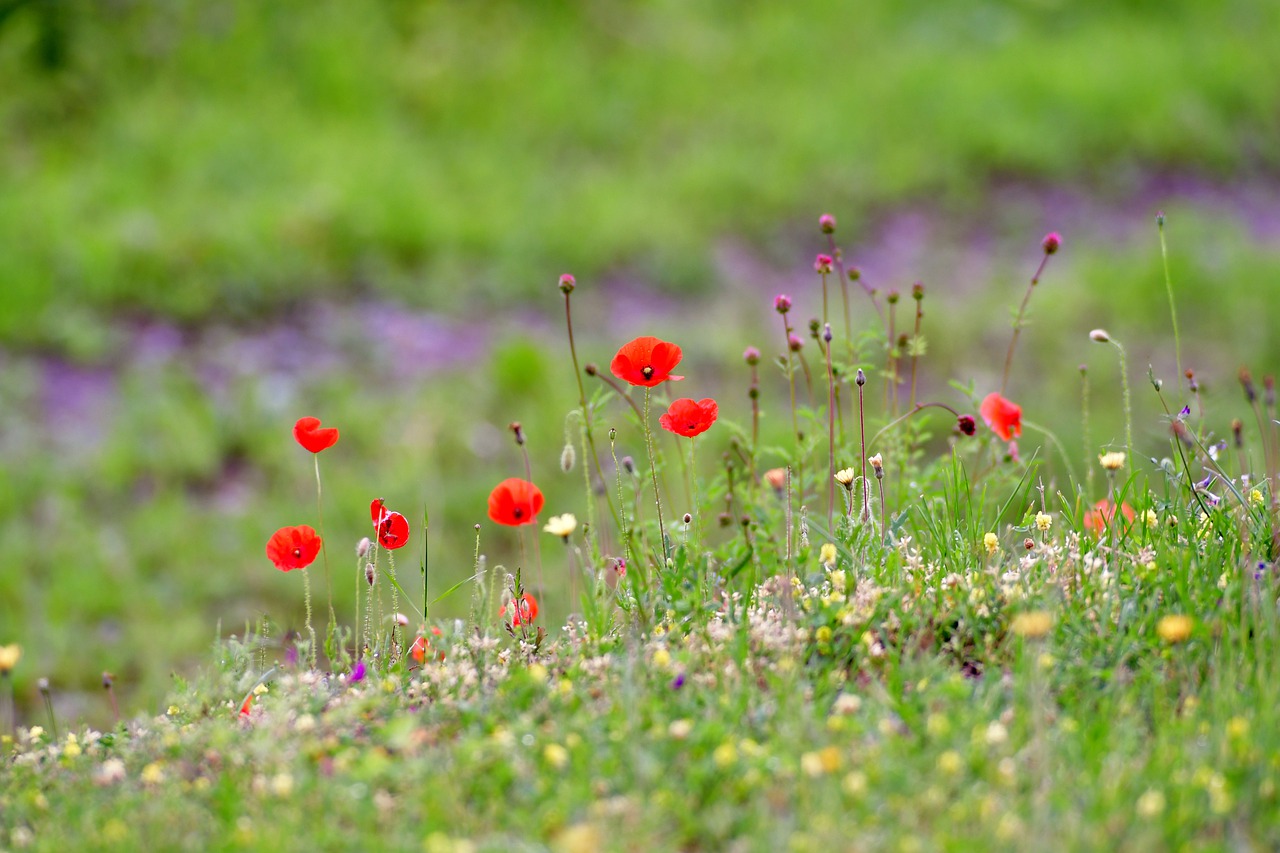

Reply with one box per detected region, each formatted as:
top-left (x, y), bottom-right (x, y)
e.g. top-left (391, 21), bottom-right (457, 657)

top-left (848, 267), bottom-right (861, 281)
top-left (509, 422), bottom-right (525, 446)
top-left (855, 368), bottom-right (866, 387)
top-left (1089, 329), bottom-right (1111, 343)
top-left (743, 346), bottom-right (761, 366)
top-left (1041, 232), bottom-right (1061, 254)
top-left (683, 513), bottom-right (693, 525)
top-left (356, 537), bottom-right (371, 558)
top-left (558, 273), bottom-right (576, 294)
top-left (560, 443), bottom-right (575, 472)
top-left (887, 290), bottom-right (900, 305)
top-left (584, 363), bottom-right (598, 376)
top-left (774, 294), bottom-right (792, 314)
top-left (814, 254), bottom-right (833, 275)
top-left (912, 281), bottom-right (924, 301)
top-left (788, 334), bottom-right (804, 352)
top-left (1241, 368), bottom-right (1257, 403)
top-left (819, 213), bottom-right (836, 234)
top-left (366, 563), bottom-right (376, 586)
top-left (823, 323), bottom-right (832, 344)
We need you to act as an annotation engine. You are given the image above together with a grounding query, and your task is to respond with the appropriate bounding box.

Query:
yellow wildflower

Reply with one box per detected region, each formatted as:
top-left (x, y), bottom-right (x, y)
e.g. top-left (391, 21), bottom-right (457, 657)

top-left (0, 644), bottom-right (21, 674)
top-left (1034, 512), bottom-right (1052, 532)
top-left (983, 532), bottom-right (999, 555)
top-left (1099, 451), bottom-right (1126, 471)
top-left (1010, 611), bottom-right (1053, 639)
top-left (1157, 614), bottom-right (1193, 644)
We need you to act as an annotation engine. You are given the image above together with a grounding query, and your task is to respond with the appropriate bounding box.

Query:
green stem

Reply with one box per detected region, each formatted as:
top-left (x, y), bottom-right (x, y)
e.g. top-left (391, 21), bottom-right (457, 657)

top-left (643, 389), bottom-right (671, 567)
top-left (302, 568), bottom-right (316, 670)
top-left (313, 455), bottom-right (335, 666)
top-left (1157, 215), bottom-right (1183, 390)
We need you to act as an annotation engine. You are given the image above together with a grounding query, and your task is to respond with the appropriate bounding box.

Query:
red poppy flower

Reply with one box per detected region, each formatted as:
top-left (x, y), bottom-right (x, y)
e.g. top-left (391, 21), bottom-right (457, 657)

top-left (408, 627), bottom-right (445, 664)
top-left (658, 397), bottom-right (719, 438)
top-left (610, 336), bottom-right (684, 387)
top-left (293, 417), bottom-right (339, 453)
top-left (265, 525), bottom-right (323, 571)
top-left (500, 593), bottom-right (539, 626)
top-left (1083, 499), bottom-right (1135, 536)
top-left (488, 478), bottom-right (544, 526)
top-left (370, 499), bottom-right (410, 550)
top-left (239, 694), bottom-right (253, 718)
top-left (980, 393), bottom-right (1022, 442)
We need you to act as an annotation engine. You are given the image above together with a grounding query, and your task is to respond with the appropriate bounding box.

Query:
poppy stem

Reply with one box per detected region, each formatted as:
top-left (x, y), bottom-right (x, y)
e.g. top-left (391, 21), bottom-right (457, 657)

top-left (313, 455), bottom-right (336, 668)
top-left (1002, 249), bottom-right (1054, 396)
top-left (563, 294), bottom-right (623, 542)
top-left (642, 389), bottom-right (671, 568)
top-left (780, 312), bottom-right (803, 503)
top-left (1156, 214), bottom-right (1184, 389)
top-left (302, 568), bottom-right (316, 670)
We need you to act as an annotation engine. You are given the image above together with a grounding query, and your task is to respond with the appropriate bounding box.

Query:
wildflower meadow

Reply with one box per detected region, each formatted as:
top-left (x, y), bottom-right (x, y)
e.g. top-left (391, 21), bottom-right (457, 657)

top-left (4, 209), bottom-right (1280, 851)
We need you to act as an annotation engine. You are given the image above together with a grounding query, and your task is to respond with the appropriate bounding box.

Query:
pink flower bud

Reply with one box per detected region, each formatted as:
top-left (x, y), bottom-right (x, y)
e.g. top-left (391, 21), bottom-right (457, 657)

top-left (743, 346), bottom-right (761, 366)
top-left (813, 254), bottom-right (833, 275)
top-left (1041, 232), bottom-right (1061, 255)
top-left (819, 214), bottom-right (836, 234)
top-left (774, 294), bottom-right (792, 314)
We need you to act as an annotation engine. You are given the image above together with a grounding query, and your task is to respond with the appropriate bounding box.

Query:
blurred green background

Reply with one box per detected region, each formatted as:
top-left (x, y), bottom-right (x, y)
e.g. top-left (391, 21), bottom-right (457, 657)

top-left (2, 0), bottom-right (1279, 723)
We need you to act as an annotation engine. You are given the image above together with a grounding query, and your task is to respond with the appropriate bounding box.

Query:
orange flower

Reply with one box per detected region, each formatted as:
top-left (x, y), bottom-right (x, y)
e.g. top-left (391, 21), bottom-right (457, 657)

top-left (1083, 499), bottom-right (1135, 536)
top-left (293, 417), bottom-right (339, 453)
top-left (488, 478), bottom-right (544, 526)
top-left (658, 398), bottom-right (718, 438)
top-left (610, 337), bottom-right (684, 387)
top-left (265, 525), bottom-right (322, 571)
top-left (980, 393), bottom-right (1022, 442)
top-left (409, 627), bottom-right (445, 664)
top-left (500, 593), bottom-right (539, 626)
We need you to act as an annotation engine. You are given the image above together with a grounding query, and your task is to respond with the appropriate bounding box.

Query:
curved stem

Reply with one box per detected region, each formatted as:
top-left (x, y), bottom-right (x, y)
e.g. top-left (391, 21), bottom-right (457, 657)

top-left (1001, 253), bottom-right (1052, 395)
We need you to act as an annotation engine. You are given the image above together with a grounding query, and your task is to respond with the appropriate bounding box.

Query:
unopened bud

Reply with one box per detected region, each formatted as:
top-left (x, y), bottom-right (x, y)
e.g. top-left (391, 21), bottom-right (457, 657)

top-left (887, 290), bottom-right (900, 305)
top-left (808, 318), bottom-right (821, 337)
top-left (102, 672), bottom-right (114, 689)
top-left (743, 346), bottom-right (761, 366)
top-left (1089, 329), bottom-right (1111, 343)
top-left (774, 294), bottom-right (792, 314)
top-left (1240, 368), bottom-right (1257, 403)
top-left (622, 456), bottom-right (636, 475)
top-left (683, 513), bottom-right (693, 525)
top-left (356, 537), bottom-right (371, 558)
top-left (1041, 232), bottom-right (1061, 254)
top-left (1186, 370), bottom-right (1198, 393)
top-left (855, 368), bottom-right (866, 387)
top-left (788, 334), bottom-right (804, 352)
top-left (718, 512), bottom-right (733, 528)
top-left (813, 254), bottom-right (833, 275)
top-left (912, 281), bottom-right (924, 301)
top-left (509, 422), bottom-right (525, 445)
top-left (558, 273), bottom-right (576, 294)
top-left (848, 267), bottom-right (861, 281)
top-left (819, 213), bottom-right (836, 234)
top-left (560, 443), bottom-right (575, 472)
top-left (1232, 419), bottom-right (1244, 448)
top-left (584, 363), bottom-right (598, 376)
top-left (366, 563), bottom-right (376, 586)
top-left (608, 428), bottom-right (616, 441)
top-left (1155, 211), bottom-right (1166, 226)
top-left (823, 323), bottom-right (832, 343)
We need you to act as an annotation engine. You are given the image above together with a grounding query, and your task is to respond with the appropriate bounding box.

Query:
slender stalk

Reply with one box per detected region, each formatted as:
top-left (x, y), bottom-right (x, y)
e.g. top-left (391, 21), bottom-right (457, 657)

top-left (643, 389), bottom-right (671, 567)
top-left (856, 369), bottom-right (870, 522)
top-left (564, 292), bottom-right (622, 533)
top-left (421, 507), bottom-right (430, 640)
top-left (302, 568), bottom-right (316, 669)
top-left (1081, 365), bottom-right (1094, 498)
top-left (828, 234), bottom-right (882, 324)
top-left (1001, 250), bottom-right (1054, 395)
top-left (780, 311), bottom-right (803, 501)
top-left (1113, 340), bottom-right (1134, 464)
top-left (312, 455), bottom-right (335, 666)
top-left (868, 401), bottom-right (966, 451)
top-left (39, 679), bottom-right (56, 740)
top-left (823, 325), bottom-right (836, 532)
top-left (1156, 213), bottom-right (1183, 390)
top-left (515, 431), bottom-right (545, 595)
top-left (886, 297), bottom-right (897, 415)
top-left (909, 284), bottom-right (924, 411)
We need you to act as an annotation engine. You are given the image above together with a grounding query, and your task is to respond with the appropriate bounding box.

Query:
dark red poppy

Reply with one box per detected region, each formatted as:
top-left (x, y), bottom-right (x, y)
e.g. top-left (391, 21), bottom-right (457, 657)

top-left (488, 478), bottom-right (544, 526)
top-left (370, 499), bottom-right (410, 550)
top-left (293, 417), bottom-right (339, 453)
top-left (980, 393), bottom-right (1022, 442)
top-left (500, 593), bottom-right (539, 626)
top-left (658, 398), bottom-right (719, 438)
top-left (1083, 499), bottom-right (1135, 536)
top-left (265, 525), bottom-right (322, 571)
top-left (610, 336), bottom-right (684, 387)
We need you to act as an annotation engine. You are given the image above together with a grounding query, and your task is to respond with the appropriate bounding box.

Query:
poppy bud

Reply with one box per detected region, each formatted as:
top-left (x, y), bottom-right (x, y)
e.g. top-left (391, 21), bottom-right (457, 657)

top-left (957, 415), bottom-right (976, 436)
top-left (608, 428), bottom-right (616, 441)
top-left (1089, 329), bottom-right (1111, 343)
top-left (1041, 232), bottom-right (1061, 254)
top-left (366, 563), bottom-right (376, 586)
top-left (356, 537), bottom-right (371, 558)
top-left (1240, 368), bottom-right (1257, 403)
top-left (558, 273), bottom-right (576, 294)
top-left (560, 443), bottom-right (575, 472)
top-left (622, 456), bottom-right (636, 475)
top-left (683, 513), bottom-right (693, 525)
top-left (774, 294), bottom-right (792, 314)
top-left (743, 346), bottom-right (760, 366)
top-left (819, 213), bottom-right (836, 234)
top-left (855, 368), bottom-right (866, 387)
top-left (912, 281), bottom-right (924, 301)
top-left (584, 363), bottom-right (598, 376)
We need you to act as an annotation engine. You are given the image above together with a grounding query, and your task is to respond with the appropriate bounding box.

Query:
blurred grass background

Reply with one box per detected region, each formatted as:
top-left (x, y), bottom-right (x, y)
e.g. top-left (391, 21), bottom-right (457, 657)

top-left (1, 0), bottom-right (1279, 722)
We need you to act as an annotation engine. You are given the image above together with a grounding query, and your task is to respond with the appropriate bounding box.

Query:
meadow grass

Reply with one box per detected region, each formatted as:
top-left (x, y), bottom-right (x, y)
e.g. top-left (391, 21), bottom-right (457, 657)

top-left (4, 218), bottom-right (1280, 850)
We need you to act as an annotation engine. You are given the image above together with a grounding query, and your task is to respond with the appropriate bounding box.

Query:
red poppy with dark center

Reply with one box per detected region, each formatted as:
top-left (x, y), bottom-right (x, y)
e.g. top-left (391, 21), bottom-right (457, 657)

top-left (980, 393), bottom-right (1022, 442)
top-left (659, 397), bottom-right (718, 438)
top-left (610, 336), bottom-right (684, 387)
top-left (265, 525), bottom-right (323, 571)
top-left (488, 478), bottom-right (544, 526)
top-left (293, 417), bottom-right (339, 453)
top-left (370, 499), bottom-right (410, 550)
top-left (500, 593), bottom-right (539, 626)
top-left (1083, 499), bottom-right (1135, 536)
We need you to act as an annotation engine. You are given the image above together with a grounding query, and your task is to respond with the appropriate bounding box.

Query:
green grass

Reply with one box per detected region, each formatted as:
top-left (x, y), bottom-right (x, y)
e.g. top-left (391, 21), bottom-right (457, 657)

top-left (1, 0), bottom-right (1278, 347)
